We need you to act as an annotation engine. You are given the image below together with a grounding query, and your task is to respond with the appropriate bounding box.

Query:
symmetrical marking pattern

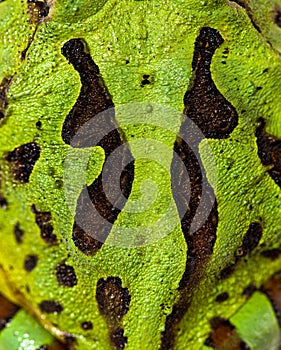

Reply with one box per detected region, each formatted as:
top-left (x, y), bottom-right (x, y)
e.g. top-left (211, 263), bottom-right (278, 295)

top-left (13, 223), bottom-right (24, 243)
top-left (204, 317), bottom-right (250, 349)
top-left (56, 262), bottom-right (77, 287)
top-left (255, 118), bottom-right (281, 188)
top-left (61, 38), bottom-right (134, 255)
top-left (24, 254), bottom-right (38, 272)
top-left (0, 293), bottom-right (19, 331)
top-left (5, 143), bottom-right (40, 183)
top-left (39, 300), bottom-right (63, 314)
top-left (161, 26), bottom-right (239, 349)
top-left (31, 204), bottom-right (57, 245)
top-left (96, 276), bottom-right (130, 349)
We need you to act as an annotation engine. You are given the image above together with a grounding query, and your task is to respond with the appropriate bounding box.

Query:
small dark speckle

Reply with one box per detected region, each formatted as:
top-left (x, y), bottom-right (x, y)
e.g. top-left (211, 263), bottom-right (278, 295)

top-left (141, 74), bottom-right (151, 87)
top-left (36, 120), bottom-right (42, 130)
top-left (81, 321), bottom-right (93, 330)
top-left (215, 292), bottom-right (229, 303)
top-left (0, 195), bottom-right (8, 209)
top-left (24, 254), bottom-right (38, 272)
top-left (14, 223), bottom-right (24, 243)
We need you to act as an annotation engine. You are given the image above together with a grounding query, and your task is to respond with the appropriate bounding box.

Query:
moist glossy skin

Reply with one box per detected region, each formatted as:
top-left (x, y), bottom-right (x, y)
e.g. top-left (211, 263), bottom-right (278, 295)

top-left (0, 1), bottom-right (281, 349)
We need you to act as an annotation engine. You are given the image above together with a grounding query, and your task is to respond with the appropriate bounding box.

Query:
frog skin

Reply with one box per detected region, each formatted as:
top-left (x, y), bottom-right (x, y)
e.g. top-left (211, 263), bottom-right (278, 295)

top-left (0, 0), bottom-right (281, 349)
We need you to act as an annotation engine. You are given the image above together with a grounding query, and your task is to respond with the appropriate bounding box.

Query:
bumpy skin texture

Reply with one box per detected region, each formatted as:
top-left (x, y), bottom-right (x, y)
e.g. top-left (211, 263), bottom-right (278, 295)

top-left (0, 0), bottom-right (281, 349)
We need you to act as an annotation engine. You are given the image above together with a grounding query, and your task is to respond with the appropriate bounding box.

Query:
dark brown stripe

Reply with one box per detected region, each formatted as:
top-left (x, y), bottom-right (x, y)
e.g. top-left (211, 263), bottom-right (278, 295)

top-left (255, 118), bottom-right (281, 188)
top-left (240, 222), bottom-right (263, 257)
top-left (14, 222), bottom-right (24, 243)
top-left (0, 77), bottom-right (12, 121)
top-left (5, 142), bottom-right (40, 183)
top-left (61, 38), bottom-right (134, 255)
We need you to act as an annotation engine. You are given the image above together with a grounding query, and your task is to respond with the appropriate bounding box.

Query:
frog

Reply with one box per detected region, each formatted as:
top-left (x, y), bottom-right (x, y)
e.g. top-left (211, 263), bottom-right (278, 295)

top-left (0, 0), bottom-right (281, 349)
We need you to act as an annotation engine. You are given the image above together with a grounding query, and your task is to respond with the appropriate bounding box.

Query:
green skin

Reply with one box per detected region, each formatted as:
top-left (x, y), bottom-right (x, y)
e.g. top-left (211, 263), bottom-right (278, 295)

top-left (0, 0), bottom-right (281, 349)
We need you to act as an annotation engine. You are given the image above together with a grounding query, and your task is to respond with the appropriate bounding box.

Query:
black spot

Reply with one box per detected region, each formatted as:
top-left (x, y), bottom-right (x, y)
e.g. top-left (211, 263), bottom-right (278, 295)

top-left (96, 277), bottom-right (130, 348)
top-left (14, 223), bottom-right (24, 243)
top-left (81, 321), bottom-right (93, 330)
top-left (56, 262), bottom-right (77, 287)
top-left (242, 284), bottom-right (257, 297)
top-left (61, 38), bottom-right (134, 255)
top-left (39, 300), bottom-right (63, 314)
top-left (275, 11), bottom-right (281, 27)
top-left (5, 142), bottom-right (40, 183)
top-left (96, 277), bottom-right (130, 325)
top-left (36, 120), bottom-right (42, 130)
top-left (184, 27), bottom-right (238, 139)
top-left (110, 327), bottom-right (127, 350)
top-left (215, 292), bottom-right (229, 303)
top-left (0, 294), bottom-right (20, 331)
top-left (140, 74), bottom-right (151, 87)
top-left (261, 248), bottom-right (281, 260)
top-left (241, 222), bottom-right (262, 256)
top-left (31, 204), bottom-right (57, 245)
top-left (255, 118), bottom-right (281, 188)
top-left (0, 194), bottom-right (8, 209)
top-left (24, 254), bottom-right (38, 272)
top-left (219, 262), bottom-right (237, 280)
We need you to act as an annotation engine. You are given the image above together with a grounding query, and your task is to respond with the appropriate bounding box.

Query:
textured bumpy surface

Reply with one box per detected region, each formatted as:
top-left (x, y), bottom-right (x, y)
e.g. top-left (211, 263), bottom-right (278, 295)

top-left (0, 0), bottom-right (281, 349)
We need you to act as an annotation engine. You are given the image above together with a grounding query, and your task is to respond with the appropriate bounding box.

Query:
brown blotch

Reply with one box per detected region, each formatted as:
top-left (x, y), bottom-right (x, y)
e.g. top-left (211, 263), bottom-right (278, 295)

top-left (110, 327), bottom-right (128, 350)
top-left (240, 222), bottom-right (262, 256)
top-left (24, 254), bottom-right (38, 272)
top-left (183, 27), bottom-right (238, 139)
top-left (220, 261), bottom-right (237, 280)
top-left (56, 262), bottom-right (77, 287)
top-left (61, 39), bottom-right (134, 255)
top-left (39, 300), bottom-right (63, 314)
top-left (37, 340), bottom-right (69, 350)
top-left (0, 77), bottom-right (12, 121)
top-left (27, 0), bottom-right (50, 25)
top-left (215, 292), bottom-right (229, 303)
top-left (96, 277), bottom-right (130, 349)
top-left (255, 118), bottom-right (281, 188)
top-left (204, 317), bottom-right (250, 349)
top-left (261, 248), bottom-right (281, 261)
top-left (81, 321), bottom-right (93, 330)
top-left (14, 223), bottom-right (24, 243)
top-left (0, 294), bottom-right (20, 331)
top-left (5, 142), bottom-right (40, 183)
top-left (261, 271), bottom-right (281, 326)
top-left (31, 204), bottom-right (57, 245)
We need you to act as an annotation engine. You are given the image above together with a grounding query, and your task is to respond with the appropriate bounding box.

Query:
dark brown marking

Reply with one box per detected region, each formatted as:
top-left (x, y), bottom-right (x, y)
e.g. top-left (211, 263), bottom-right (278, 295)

top-left (14, 223), bottom-right (24, 243)
top-left (261, 248), bottom-right (281, 261)
top-left (31, 204), bottom-right (57, 245)
top-left (183, 27), bottom-right (238, 139)
top-left (161, 27), bottom-right (222, 350)
top-left (39, 300), bottom-right (63, 314)
top-left (110, 327), bottom-right (128, 350)
top-left (0, 194), bottom-right (8, 209)
top-left (261, 271), bottom-right (281, 326)
top-left (0, 294), bottom-right (20, 331)
top-left (219, 261), bottom-right (237, 280)
top-left (5, 142), bottom-right (40, 183)
top-left (255, 118), bottom-right (281, 188)
top-left (37, 340), bottom-right (69, 350)
top-left (0, 77), bottom-right (12, 121)
top-left (64, 334), bottom-right (76, 347)
top-left (215, 292), bottom-right (229, 303)
top-left (241, 222), bottom-right (262, 256)
top-left (36, 120), bottom-right (42, 130)
top-left (24, 254), bottom-right (38, 272)
top-left (96, 277), bottom-right (130, 349)
top-left (204, 317), bottom-right (250, 349)
top-left (56, 262), bottom-right (77, 287)
top-left (140, 74), bottom-right (151, 87)
top-left (27, 0), bottom-right (50, 24)
top-left (61, 39), bottom-right (134, 255)
top-left (81, 321), bottom-right (93, 330)
top-left (275, 11), bottom-right (281, 27)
